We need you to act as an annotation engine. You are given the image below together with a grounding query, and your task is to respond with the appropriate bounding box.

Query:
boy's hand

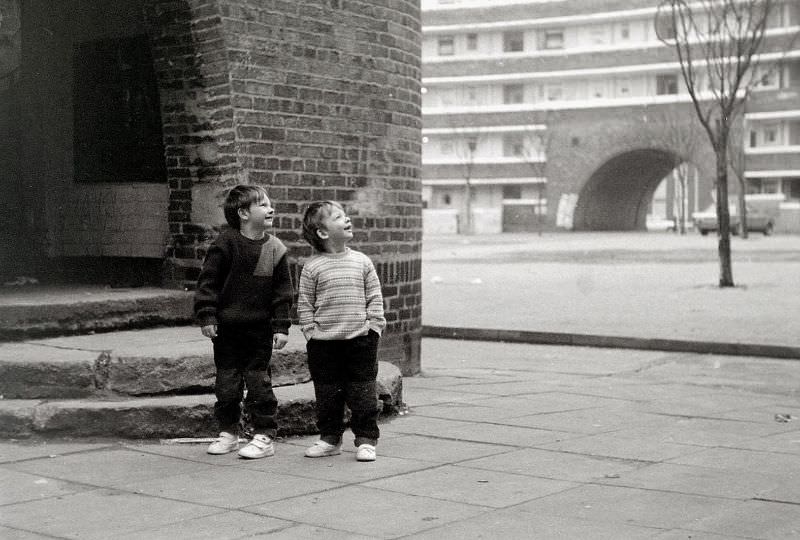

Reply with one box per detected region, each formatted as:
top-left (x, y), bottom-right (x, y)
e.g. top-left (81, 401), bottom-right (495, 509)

top-left (273, 333), bottom-right (288, 349)
top-left (201, 324), bottom-right (217, 339)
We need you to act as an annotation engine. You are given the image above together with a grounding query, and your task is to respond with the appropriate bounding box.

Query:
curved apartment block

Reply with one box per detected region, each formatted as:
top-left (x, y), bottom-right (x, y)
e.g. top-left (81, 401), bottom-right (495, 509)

top-left (421, 0), bottom-right (800, 233)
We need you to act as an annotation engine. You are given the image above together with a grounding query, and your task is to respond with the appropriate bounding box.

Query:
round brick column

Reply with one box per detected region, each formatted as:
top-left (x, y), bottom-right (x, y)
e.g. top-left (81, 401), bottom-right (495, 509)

top-left (147, 0), bottom-right (422, 375)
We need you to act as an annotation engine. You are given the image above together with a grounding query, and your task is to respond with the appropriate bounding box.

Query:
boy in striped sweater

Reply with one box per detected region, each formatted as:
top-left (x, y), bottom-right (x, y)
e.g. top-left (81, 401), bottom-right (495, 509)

top-left (298, 201), bottom-right (386, 462)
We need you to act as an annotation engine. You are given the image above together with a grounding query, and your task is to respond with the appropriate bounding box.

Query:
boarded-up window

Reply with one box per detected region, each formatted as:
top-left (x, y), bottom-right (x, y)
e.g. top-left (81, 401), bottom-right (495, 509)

top-left (73, 35), bottom-right (166, 183)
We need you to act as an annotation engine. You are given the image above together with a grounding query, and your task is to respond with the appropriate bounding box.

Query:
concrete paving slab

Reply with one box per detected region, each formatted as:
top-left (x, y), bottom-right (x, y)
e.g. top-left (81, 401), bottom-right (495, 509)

top-left (0, 442), bottom-right (115, 463)
top-left (244, 484), bottom-right (486, 538)
top-left (653, 530), bottom-right (753, 540)
top-left (502, 405), bottom-right (665, 434)
top-left (0, 489), bottom-right (217, 540)
top-left (538, 430), bottom-right (705, 462)
top-left (122, 466), bottom-right (343, 507)
top-left (0, 526), bottom-right (55, 539)
top-left (430, 421), bottom-right (575, 447)
top-left (688, 499), bottom-right (800, 539)
top-left (373, 434), bottom-right (510, 463)
top-left (458, 447), bottom-right (643, 483)
top-left (109, 511), bottom-right (292, 540)
top-left (759, 481), bottom-right (800, 505)
top-left (514, 484), bottom-right (742, 530)
top-left (668, 446), bottom-right (800, 476)
top-left (402, 508), bottom-right (662, 540)
top-left (599, 462), bottom-right (788, 500)
top-left (246, 524), bottom-right (375, 540)
top-left (618, 417), bottom-right (796, 448)
top-left (233, 447), bottom-right (445, 485)
top-left (0, 467), bottom-right (94, 505)
top-left (718, 427), bottom-right (800, 454)
top-left (6, 446), bottom-right (209, 487)
top-left (395, 385), bottom-right (495, 406)
top-left (364, 463), bottom-right (575, 508)
top-left (410, 401), bottom-right (535, 423)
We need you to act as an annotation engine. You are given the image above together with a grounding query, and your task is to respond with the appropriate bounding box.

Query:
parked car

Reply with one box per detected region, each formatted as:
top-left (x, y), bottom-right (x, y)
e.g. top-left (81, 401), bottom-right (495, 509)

top-left (692, 203), bottom-right (774, 236)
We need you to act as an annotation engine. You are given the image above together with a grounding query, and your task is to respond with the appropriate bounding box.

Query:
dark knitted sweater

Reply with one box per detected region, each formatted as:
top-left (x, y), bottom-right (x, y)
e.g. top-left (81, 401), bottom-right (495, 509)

top-left (194, 228), bottom-right (293, 333)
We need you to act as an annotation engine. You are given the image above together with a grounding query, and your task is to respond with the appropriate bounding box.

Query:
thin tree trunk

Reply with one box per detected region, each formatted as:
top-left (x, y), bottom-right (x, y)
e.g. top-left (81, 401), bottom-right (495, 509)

top-left (715, 147), bottom-right (734, 287)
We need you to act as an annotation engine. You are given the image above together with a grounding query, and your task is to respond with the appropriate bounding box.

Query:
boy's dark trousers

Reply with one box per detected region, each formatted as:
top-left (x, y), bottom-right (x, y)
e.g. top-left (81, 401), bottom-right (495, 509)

top-left (212, 323), bottom-right (278, 438)
top-left (306, 330), bottom-right (381, 447)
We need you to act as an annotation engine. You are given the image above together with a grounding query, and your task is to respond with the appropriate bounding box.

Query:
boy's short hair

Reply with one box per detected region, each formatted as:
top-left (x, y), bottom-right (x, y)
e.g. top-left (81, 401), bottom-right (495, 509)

top-left (302, 200), bottom-right (344, 252)
top-left (223, 185), bottom-right (269, 230)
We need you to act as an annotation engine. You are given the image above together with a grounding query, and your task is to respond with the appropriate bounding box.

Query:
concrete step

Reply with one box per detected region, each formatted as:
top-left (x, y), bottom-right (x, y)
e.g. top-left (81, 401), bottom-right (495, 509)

top-left (0, 286), bottom-right (193, 341)
top-left (0, 362), bottom-right (402, 439)
top-left (0, 327), bottom-right (309, 399)
top-left (0, 326), bottom-right (404, 440)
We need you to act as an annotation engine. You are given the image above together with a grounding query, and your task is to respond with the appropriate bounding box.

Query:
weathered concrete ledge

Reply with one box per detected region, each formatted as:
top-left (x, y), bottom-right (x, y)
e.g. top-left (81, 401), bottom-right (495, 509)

top-left (0, 287), bottom-right (193, 341)
top-left (0, 327), bottom-right (310, 399)
top-left (0, 362), bottom-right (402, 439)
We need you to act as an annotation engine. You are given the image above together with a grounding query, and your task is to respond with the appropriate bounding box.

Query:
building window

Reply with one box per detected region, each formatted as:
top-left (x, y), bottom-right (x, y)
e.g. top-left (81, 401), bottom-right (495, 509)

top-left (437, 36), bottom-right (455, 56)
top-left (590, 82), bottom-right (605, 99)
top-left (619, 23), bottom-right (630, 40)
top-left (503, 31), bottom-right (524, 52)
top-left (442, 193), bottom-right (452, 205)
top-left (503, 185), bottom-right (522, 199)
top-left (750, 130), bottom-right (758, 147)
top-left (545, 84), bottom-right (563, 101)
top-left (655, 17), bottom-right (676, 39)
top-left (617, 77), bottom-right (631, 96)
top-left (466, 33), bottom-right (478, 51)
top-left (589, 25), bottom-right (607, 45)
top-left (465, 86), bottom-right (477, 103)
top-left (502, 134), bottom-right (525, 157)
top-left (439, 89), bottom-right (456, 106)
top-left (503, 84), bottom-right (524, 104)
top-left (542, 29), bottom-right (564, 50)
top-left (763, 125), bottom-right (780, 145)
top-left (756, 67), bottom-right (779, 89)
top-left (656, 74), bottom-right (678, 95)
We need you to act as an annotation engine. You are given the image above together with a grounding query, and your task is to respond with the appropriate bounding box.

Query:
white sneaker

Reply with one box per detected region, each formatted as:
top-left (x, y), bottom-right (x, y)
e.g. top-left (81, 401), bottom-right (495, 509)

top-left (356, 444), bottom-right (376, 462)
top-left (207, 431), bottom-right (239, 455)
top-left (238, 434), bottom-right (275, 459)
top-left (304, 440), bottom-right (342, 458)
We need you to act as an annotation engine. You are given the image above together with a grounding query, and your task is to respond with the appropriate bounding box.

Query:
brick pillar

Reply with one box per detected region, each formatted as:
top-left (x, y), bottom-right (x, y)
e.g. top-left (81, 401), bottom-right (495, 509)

top-left (147, 0), bottom-right (422, 375)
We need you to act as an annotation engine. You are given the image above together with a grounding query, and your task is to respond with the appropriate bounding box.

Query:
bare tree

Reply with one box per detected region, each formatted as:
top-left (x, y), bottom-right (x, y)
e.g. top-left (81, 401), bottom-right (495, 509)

top-left (451, 128), bottom-right (485, 235)
top-left (656, 0), bottom-right (778, 286)
top-left (648, 108), bottom-right (706, 234)
top-left (516, 111), bottom-right (557, 235)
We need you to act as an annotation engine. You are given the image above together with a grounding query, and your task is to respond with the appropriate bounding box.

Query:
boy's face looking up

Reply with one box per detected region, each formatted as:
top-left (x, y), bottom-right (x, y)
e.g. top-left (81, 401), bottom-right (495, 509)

top-left (239, 195), bottom-right (274, 236)
top-left (317, 205), bottom-right (352, 251)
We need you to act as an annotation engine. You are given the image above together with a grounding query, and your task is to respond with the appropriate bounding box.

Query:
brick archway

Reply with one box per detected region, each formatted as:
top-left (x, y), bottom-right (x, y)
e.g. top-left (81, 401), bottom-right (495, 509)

top-left (572, 148), bottom-right (678, 231)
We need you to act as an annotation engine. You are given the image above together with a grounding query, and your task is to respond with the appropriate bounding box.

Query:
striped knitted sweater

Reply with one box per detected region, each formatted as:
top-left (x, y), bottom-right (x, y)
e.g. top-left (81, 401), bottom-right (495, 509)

top-left (297, 248), bottom-right (386, 341)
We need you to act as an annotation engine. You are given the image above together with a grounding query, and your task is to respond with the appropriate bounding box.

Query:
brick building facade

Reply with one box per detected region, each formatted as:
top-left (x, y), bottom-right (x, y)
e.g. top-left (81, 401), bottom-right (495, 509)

top-left (0, 0), bottom-right (423, 374)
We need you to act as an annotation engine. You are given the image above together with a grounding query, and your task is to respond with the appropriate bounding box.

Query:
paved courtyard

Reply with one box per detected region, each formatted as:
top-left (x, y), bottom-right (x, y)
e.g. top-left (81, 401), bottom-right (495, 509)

top-left (1, 232), bottom-right (798, 539)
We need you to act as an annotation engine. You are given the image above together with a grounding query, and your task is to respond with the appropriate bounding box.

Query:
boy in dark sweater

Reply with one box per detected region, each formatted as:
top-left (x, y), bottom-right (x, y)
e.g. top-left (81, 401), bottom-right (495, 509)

top-left (194, 185), bottom-right (293, 459)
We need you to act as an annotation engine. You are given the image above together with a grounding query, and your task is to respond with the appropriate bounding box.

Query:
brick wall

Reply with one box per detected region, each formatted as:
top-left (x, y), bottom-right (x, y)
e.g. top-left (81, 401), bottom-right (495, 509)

top-left (147, 0), bottom-right (423, 374)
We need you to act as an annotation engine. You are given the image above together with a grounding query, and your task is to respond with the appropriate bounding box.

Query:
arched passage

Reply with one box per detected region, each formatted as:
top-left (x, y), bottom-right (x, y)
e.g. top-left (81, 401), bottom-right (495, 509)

top-left (572, 148), bottom-right (680, 231)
